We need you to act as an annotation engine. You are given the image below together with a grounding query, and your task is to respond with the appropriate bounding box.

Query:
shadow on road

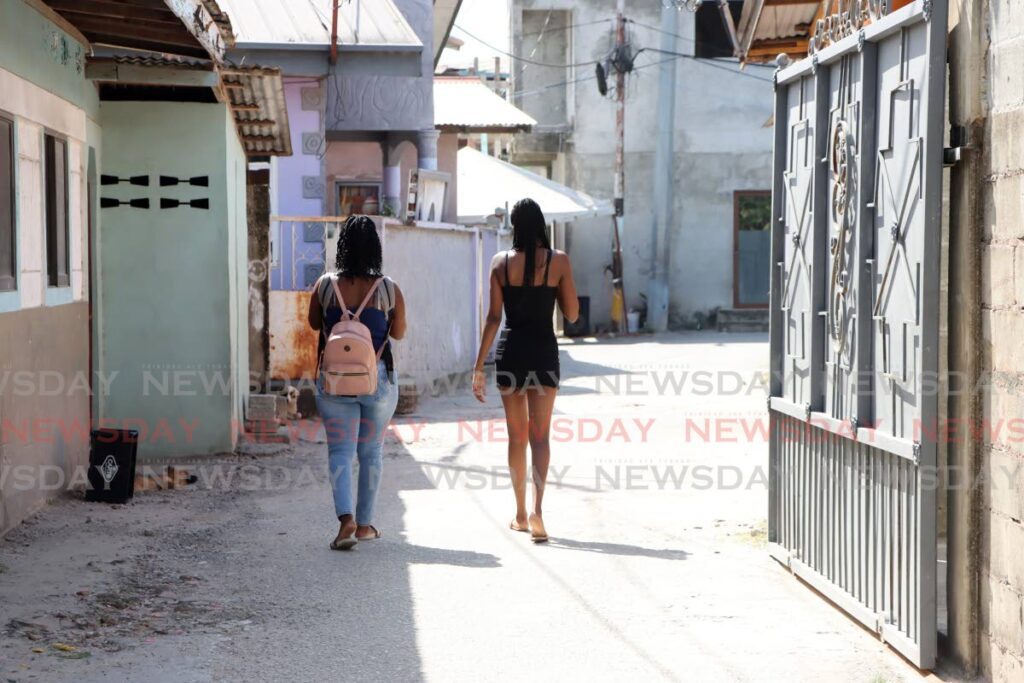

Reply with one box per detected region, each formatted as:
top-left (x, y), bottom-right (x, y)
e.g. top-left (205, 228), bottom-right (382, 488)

top-left (541, 537), bottom-right (690, 561)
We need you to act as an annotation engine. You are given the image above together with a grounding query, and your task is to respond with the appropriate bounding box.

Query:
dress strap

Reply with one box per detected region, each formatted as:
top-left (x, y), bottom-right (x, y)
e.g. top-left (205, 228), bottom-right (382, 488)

top-left (542, 249), bottom-right (553, 286)
top-left (503, 251), bottom-right (510, 286)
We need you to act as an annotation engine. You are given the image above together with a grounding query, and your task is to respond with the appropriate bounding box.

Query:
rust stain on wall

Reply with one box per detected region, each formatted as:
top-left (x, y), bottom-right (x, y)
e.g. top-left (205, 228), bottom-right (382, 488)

top-left (269, 291), bottom-right (319, 381)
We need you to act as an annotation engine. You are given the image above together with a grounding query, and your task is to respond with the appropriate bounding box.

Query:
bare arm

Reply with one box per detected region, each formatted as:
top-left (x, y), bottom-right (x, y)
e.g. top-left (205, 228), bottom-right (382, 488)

top-left (472, 255), bottom-right (505, 401)
top-left (308, 276), bottom-right (324, 330)
top-left (555, 251), bottom-right (580, 323)
top-left (389, 283), bottom-right (407, 340)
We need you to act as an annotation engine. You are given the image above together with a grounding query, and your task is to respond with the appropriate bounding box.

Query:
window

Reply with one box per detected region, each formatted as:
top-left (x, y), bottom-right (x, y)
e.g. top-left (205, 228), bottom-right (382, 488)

top-left (695, 0), bottom-right (742, 59)
top-left (44, 133), bottom-right (69, 288)
top-left (0, 115), bottom-right (14, 292)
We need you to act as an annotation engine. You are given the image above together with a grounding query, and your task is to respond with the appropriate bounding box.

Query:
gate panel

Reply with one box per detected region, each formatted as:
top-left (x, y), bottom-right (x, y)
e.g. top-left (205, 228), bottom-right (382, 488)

top-left (767, 0), bottom-right (946, 670)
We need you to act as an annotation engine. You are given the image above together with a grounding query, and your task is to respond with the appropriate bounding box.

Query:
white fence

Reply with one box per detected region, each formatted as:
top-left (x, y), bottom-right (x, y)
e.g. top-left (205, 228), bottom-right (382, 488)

top-left (269, 216), bottom-right (509, 390)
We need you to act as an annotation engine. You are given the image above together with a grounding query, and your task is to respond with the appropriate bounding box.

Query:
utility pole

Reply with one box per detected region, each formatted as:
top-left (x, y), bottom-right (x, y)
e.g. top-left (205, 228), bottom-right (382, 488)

top-left (609, 0), bottom-right (628, 333)
top-left (646, 4), bottom-right (679, 332)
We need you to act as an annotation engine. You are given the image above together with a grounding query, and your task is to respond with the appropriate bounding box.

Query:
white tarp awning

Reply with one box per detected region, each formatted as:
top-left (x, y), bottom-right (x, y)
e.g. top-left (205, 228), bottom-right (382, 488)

top-left (457, 147), bottom-right (613, 224)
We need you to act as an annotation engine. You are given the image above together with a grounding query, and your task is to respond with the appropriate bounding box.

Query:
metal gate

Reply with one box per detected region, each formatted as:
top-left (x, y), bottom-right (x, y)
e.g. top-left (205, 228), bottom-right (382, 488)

top-left (767, 0), bottom-right (947, 669)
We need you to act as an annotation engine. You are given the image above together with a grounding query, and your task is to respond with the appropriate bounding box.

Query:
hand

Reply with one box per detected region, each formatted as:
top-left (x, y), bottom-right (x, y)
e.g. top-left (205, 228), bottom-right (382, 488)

top-left (472, 368), bottom-right (486, 403)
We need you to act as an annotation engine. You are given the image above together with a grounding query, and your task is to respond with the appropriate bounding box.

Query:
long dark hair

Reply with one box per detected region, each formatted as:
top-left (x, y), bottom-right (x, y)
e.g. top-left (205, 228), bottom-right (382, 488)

top-left (510, 198), bottom-right (551, 285)
top-left (334, 215), bottom-right (383, 278)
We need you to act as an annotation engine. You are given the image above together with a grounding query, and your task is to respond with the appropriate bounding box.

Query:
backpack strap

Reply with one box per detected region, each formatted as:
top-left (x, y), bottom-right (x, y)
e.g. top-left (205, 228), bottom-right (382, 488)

top-left (353, 277), bottom-right (384, 318)
top-left (329, 275), bottom-right (352, 321)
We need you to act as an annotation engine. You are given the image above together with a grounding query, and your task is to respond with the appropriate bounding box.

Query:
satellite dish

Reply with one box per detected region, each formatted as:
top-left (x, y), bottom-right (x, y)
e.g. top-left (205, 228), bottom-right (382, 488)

top-left (595, 62), bottom-right (608, 96)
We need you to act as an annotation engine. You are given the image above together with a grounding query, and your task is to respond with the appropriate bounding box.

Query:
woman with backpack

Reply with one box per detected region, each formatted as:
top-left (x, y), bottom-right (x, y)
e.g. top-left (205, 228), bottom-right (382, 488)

top-left (308, 215), bottom-right (406, 550)
top-left (471, 198), bottom-right (580, 543)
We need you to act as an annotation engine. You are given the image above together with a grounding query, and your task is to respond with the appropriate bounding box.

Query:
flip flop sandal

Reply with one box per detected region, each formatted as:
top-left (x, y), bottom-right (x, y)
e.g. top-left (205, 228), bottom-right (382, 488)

top-left (355, 525), bottom-right (381, 540)
top-left (330, 536), bottom-right (357, 551)
top-left (509, 520), bottom-right (530, 533)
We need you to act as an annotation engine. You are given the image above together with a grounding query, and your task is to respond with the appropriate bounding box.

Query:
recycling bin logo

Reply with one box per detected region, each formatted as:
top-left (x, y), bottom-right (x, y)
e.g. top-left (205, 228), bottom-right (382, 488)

top-left (98, 455), bottom-right (119, 489)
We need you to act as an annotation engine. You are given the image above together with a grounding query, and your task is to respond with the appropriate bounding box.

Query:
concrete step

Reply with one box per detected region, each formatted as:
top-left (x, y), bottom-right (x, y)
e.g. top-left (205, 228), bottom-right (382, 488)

top-left (717, 308), bottom-right (769, 332)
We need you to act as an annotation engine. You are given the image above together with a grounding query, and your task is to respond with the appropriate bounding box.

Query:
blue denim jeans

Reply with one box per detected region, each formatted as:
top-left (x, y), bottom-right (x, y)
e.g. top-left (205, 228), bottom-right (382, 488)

top-left (315, 361), bottom-right (398, 524)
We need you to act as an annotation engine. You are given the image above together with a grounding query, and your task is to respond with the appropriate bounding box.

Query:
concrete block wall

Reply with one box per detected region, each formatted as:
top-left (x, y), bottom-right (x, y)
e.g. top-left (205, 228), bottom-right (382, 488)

top-left (976, 0), bottom-right (1024, 679)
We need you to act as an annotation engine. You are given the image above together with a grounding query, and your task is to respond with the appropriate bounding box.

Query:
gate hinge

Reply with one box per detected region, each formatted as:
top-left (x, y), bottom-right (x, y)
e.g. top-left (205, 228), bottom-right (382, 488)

top-left (912, 442), bottom-right (922, 465)
top-left (944, 124), bottom-right (970, 167)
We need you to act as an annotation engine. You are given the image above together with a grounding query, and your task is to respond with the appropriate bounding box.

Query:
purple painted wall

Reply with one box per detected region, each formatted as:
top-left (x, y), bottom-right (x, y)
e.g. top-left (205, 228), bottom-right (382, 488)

top-left (271, 80), bottom-right (324, 291)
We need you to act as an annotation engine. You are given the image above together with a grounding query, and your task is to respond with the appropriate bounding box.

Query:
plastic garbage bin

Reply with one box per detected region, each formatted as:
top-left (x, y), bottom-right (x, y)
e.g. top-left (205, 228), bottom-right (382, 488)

top-left (85, 428), bottom-right (139, 504)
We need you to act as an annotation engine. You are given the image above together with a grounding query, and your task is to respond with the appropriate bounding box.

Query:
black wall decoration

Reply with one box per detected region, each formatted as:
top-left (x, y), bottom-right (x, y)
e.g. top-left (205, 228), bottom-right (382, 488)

top-left (101, 197), bottom-right (149, 209)
top-left (101, 174), bottom-right (149, 186)
top-left (160, 197), bottom-right (209, 210)
top-left (160, 175), bottom-right (208, 187)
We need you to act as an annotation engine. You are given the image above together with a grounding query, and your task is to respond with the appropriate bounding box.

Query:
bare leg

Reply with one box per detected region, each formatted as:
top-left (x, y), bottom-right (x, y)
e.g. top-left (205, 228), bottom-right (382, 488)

top-left (500, 388), bottom-right (530, 530)
top-left (526, 385), bottom-right (557, 540)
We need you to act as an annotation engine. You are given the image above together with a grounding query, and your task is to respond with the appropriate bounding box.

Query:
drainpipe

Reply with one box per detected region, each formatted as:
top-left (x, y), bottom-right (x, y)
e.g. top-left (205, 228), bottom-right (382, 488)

top-left (329, 0), bottom-right (339, 65)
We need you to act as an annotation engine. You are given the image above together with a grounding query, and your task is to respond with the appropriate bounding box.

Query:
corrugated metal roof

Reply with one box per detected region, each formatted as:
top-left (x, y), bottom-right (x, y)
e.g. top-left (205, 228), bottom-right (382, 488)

top-left (222, 66), bottom-right (293, 157)
top-left (434, 77), bottom-right (535, 132)
top-left (216, 0), bottom-right (422, 49)
top-left (738, 0), bottom-right (819, 60)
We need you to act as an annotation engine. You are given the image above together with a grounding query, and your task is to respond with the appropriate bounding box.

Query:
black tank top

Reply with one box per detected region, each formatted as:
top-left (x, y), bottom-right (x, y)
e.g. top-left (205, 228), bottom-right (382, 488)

top-left (502, 249), bottom-right (556, 335)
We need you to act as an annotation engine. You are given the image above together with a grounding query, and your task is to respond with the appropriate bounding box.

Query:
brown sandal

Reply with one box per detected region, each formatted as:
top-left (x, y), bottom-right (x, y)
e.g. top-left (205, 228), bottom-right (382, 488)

top-left (330, 520), bottom-right (358, 550)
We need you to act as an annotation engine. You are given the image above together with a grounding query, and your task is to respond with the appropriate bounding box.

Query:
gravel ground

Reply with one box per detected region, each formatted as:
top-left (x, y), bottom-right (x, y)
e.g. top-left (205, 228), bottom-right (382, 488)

top-left (0, 332), bottom-right (953, 682)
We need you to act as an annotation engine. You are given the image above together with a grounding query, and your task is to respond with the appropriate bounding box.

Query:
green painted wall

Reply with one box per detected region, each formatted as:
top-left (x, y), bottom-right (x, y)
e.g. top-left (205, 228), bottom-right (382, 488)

top-left (0, 0), bottom-right (98, 117)
top-left (98, 101), bottom-right (248, 458)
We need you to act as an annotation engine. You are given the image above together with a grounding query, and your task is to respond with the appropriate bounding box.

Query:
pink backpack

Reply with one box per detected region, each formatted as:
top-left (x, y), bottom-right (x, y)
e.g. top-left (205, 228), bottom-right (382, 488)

top-left (320, 276), bottom-right (387, 396)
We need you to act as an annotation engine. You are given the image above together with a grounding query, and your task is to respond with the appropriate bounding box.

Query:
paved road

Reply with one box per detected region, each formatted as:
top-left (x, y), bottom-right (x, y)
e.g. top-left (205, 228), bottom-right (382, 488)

top-left (0, 332), bottom-right (938, 682)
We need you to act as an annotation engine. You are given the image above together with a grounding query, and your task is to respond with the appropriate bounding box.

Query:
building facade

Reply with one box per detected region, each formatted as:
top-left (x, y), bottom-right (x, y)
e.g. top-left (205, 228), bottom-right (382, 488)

top-left (510, 0), bottom-right (775, 330)
top-left (0, 0), bottom-right (290, 533)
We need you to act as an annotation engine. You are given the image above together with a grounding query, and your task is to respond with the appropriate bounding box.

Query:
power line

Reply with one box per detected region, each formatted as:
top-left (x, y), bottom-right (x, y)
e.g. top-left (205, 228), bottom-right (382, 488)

top-left (453, 23), bottom-right (598, 68)
top-left (519, 18), bottom-right (614, 37)
top-left (627, 17), bottom-right (774, 67)
top-left (639, 48), bottom-right (774, 82)
top-left (513, 49), bottom-right (771, 100)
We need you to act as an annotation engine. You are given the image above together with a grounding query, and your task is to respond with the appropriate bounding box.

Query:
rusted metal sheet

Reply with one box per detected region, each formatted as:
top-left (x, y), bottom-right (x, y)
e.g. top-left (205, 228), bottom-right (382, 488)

top-left (269, 290), bottom-right (318, 381)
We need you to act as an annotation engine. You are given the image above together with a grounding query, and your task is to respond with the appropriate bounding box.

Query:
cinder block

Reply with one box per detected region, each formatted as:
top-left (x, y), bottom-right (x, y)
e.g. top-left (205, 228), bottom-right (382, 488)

top-left (989, 0), bottom-right (1024, 44)
top-left (984, 638), bottom-right (1024, 683)
top-left (985, 578), bottom-right (1024, 655)
top-left (988, 311), bottom-right (1024, 372)
top-left (983, 244), bottom-right (1017, 307)
top-left (990, 39), bottom-right (1024, 111)
top-left (247, 394), bottom-right (279, 422)
top-left (989, 514), bottom-right (1024, 594)
top-left (1015, 244), bottom-right (1024, 306)
top-left (986, 176), bottom-right (1024, 242)
top-left (988, 448), bottom-right (1024, 524)
top-left (989, 110), bottom-right (1024, 175)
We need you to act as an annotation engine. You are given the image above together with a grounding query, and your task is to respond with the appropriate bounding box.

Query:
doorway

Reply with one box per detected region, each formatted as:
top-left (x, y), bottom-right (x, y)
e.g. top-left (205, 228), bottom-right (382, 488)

top-left (733, 190), bottom-right (771, 308)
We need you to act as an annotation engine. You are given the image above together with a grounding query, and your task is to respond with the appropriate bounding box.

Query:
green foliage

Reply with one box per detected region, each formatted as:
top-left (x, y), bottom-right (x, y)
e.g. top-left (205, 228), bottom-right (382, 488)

top-left (738, 194), bottom-right (771, 232)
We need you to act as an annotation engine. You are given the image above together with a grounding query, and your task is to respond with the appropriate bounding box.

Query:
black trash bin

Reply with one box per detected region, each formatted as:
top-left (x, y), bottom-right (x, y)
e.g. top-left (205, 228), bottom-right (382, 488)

top-left (85, 428), bottom-right (139, 504)
top-left (564, 295), bottom-right (590, 337)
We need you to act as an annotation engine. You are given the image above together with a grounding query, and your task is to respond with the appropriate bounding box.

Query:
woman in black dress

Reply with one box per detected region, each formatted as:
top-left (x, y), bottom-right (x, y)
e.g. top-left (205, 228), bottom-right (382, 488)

top-left (472, 198), bottom-right (580, 542)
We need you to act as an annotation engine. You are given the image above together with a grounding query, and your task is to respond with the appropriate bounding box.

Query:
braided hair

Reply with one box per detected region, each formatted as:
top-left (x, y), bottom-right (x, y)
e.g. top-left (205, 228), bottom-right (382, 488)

top-left (334, 215), bottom-right (383, 278)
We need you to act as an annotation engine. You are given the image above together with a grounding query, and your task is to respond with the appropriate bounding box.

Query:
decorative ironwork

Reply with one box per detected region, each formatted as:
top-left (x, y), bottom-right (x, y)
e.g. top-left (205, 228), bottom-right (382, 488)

top-left (809, 0), bottom-right (886, 55)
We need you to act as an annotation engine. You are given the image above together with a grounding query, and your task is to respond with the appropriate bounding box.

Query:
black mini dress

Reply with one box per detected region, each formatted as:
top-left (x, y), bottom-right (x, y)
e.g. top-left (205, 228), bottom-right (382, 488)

top-left (495, 249), bottom-right (560, 390)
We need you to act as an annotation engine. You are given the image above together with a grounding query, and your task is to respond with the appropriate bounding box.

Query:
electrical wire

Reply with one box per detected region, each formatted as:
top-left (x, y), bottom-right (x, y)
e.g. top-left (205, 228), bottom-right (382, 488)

top-left (513, 48), bottom-right (772, 100)
top-left (519, 18), bottom-right (614, 37)
top-left (453, 23), bottom-right (598, 68)
top-left (639, 47), bottom-right (774, 82)
top-left (627, 17), bottom-right (775, 67)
